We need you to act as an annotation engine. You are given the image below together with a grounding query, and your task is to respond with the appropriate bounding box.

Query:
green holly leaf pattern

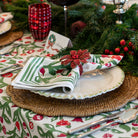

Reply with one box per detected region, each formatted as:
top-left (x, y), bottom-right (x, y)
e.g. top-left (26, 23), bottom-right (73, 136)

top-left (111, 60), bottom-right (117, 65)
top-left (13, 110), bottom-right (19, 122)
top-left (33, 136), bottom-right (39, 138)
top-left (7, 60), bottom-right (16, 65)
top-left (0, 78), bottom-right (8, 88)
top-left (0, 102), bottom-right (3, 109)
top-left (45, 130), bottom-right (54, 138)
top-left (132, 127), bottom-right (138, 131)
top-left (51, 116), bottom-right (58, 122)
top-left (2, 96), bottom-right (11, 103)
top-left (44, 124), bottom-right (55, 130)
top-left (101, 128), bottom-right (111, 131)
top-left (111, 129), bottom-right (123, 134)
top-left (96, 65), bottom-right (102, 69)
top-left (3, 114), bottom-right (11, 124)
top-left (0, 123), bottom-right (2, 132)
top-left (119, 124), bottom-right (131, 132)
top-left (5, 104), bottom-right (12, 117)
top-left (37, 126), bottom-right (45, 137)
top-left (66, 125), bottom-right (71, 128)
top-left (85, 116), bottom-right (94, 121)
top-left (124, 104), bottom-right (131, 110)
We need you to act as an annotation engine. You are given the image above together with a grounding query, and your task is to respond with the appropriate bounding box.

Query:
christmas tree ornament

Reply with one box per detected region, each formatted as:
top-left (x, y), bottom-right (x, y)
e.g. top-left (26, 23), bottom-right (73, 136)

top-left (71, 21), bottom-right (86, 37)
top-left (28, 3), bottom-right (51, 40)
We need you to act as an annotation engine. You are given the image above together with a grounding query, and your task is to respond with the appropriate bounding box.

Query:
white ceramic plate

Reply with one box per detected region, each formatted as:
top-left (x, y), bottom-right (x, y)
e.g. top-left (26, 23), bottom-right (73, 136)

top-left (0, 21), bottom-right (12, 35)
top-left (31, 66), bottom-right (125, 100)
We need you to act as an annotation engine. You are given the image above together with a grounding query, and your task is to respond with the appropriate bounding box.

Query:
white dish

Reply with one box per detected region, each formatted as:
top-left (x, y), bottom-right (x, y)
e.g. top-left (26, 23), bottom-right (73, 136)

top-left (0, 21), bottom-right (12, 35)
top-left (31, 66), bottom-right (125, 100)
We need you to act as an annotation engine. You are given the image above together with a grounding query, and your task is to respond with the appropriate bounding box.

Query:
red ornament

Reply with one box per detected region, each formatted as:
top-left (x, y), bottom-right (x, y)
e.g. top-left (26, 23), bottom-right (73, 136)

top-left (60, 49), bottom-right (90, 69)
top-left (105, 49), bottom-right (110, 54)
top-left (120, 39), bottom-right (126, 46)
top-left (115, 48), bottom-right (120, 53)
top-left (124, 47), bottom-right (128, 52)
top-left (71, 21), bottom-right (86, 37)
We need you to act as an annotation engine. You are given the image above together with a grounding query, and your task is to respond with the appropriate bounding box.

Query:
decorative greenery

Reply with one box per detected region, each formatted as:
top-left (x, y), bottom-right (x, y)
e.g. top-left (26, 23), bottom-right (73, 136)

top-left (1, 0), bottom-right (138, 75)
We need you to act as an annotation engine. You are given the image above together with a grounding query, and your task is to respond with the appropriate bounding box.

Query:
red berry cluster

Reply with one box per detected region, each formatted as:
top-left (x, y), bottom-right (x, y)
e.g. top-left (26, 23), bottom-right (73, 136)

top-left (105, 39), bottom-right (135, 57)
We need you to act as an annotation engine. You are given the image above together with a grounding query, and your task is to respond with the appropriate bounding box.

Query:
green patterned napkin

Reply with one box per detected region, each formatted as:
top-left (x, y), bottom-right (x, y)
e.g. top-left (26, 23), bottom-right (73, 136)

top-left (12, 55), bottom-right (123, 93)
top-left (12, 57), bottom-right (80, 93)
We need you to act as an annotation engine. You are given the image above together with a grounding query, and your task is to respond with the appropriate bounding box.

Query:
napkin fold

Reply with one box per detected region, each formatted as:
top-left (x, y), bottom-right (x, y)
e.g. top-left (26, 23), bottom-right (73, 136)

top-left (12, 54), bottom-right (123, 93)
top-left (0, 12), bottom-right (13, 24)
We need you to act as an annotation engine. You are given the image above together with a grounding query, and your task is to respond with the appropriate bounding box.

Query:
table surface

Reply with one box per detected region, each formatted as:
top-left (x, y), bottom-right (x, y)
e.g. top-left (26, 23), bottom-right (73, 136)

top-left (0, 34), bottom-right (137, 138)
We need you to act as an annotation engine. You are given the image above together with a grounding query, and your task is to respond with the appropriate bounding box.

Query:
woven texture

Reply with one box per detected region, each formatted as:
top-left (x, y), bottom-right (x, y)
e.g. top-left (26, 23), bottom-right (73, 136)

top-left (0, 26), bottom-right (23, 47)
top-left (6, 75), bottom-right (138, 117)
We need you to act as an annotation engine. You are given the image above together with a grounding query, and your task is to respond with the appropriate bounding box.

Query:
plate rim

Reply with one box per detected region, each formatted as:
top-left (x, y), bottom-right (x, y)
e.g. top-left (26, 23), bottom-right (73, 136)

top-left (0, 21), bottom-right (12, 35)
top-left (31, 66), bottom-right (125, 100)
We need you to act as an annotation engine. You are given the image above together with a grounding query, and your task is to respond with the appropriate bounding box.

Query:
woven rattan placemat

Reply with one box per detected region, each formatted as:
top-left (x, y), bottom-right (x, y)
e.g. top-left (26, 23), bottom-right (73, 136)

top-left (6, 75), bottom-right (138, 117)
top-left (0, 26), bottom-right (23, 47)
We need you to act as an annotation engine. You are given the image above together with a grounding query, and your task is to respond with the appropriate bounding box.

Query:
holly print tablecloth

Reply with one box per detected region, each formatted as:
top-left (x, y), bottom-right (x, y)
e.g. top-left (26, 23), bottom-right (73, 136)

top-left (0, 34), bottom-right (138, 138)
